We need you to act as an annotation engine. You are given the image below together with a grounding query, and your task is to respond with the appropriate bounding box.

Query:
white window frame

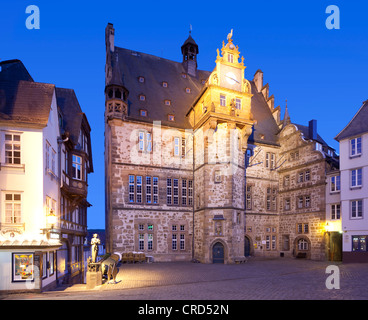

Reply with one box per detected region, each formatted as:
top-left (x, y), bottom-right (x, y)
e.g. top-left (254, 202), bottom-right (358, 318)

top-left (4, 192), bottom-right (22, 224)
top-left (72, 155), bottom-right (82, 180)
top-left (351, 168), bottom-right (362, 188)
top-left (331, 203), bottom-right (341, 220)
top-left (330, 175), bottom-right (341, 192)
top-left (4, 132), bottom-right (21, 165)
top-left (350, 137), bottom-right (362, 157)
top-left (351, 200), bottom-right (363, 219)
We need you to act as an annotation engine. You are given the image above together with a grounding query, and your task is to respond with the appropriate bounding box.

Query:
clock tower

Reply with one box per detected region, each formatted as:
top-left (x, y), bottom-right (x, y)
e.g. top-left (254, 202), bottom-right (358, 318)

top-left (187, 31), bottom-right (254, 263)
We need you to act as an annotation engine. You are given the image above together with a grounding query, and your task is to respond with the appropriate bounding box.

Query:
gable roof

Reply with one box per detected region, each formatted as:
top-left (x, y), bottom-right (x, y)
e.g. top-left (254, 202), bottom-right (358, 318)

top-left (113, 46), bottom-right (211, 129)
top-left (0, 79), bottom-right (54, 127)
top-left (334, 100), bottom-right (368, 141)
top-left (248, 81), bottom-right (280, 146)
top-left (0, 59), bottom-right (34, 82)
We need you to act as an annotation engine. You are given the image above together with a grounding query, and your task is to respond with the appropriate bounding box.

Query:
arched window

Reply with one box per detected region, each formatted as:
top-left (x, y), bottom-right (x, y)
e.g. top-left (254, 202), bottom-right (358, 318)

top-left (298, 238), bottom-right (308, 251)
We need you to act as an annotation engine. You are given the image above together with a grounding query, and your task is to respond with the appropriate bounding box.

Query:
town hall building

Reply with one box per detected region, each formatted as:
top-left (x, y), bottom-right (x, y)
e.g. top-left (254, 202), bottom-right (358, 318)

top-left (104, 24), bottom-right (339, 263)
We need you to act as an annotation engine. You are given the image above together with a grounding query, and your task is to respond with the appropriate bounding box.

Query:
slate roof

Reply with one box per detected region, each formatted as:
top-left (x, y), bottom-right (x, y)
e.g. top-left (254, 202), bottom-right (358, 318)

top-left (55, 87), bottom-right (84, 143)
top-left (0, 81), bottom-right (55, 127)
top-left (248, 81), bottom-right (280, 146)
top-left (113, 46), bottom-right (211, 129)
top-left (335, 100), bottom-right (368, 141)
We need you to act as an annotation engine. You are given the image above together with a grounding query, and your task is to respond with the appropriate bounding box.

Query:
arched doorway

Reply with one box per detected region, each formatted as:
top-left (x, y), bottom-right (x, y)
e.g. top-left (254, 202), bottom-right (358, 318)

top-left (294, 236), bottom-right (311, 259)
top-left (244, 236), bottom-right (251, 257)
top-left (212, 242), bottom-right (225, 264)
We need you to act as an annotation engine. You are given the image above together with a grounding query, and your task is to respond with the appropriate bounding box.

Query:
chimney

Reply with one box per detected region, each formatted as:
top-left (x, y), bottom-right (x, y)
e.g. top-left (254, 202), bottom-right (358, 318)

top-left (308, 119), bottom-right (317, 141)
top-left (106, 23), bottom-right (115, 53)
top-left (253, 70), bottom-right (263, 92)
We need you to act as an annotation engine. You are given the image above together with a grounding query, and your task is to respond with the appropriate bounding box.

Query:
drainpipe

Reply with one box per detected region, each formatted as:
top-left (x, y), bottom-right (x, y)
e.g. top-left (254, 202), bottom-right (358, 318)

top-left (57, 134), bottom-right (69, 285)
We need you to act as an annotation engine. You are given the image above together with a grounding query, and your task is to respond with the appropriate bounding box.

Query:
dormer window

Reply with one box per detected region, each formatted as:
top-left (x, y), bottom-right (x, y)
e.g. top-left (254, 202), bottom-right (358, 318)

top-left (165, 100), bottom-right (171, 106)
top-left (181, 73), bottom-right (187, 79)
top-left (185, 88), bottom-right (191, 94)
top-left (168, 114), bottom-right (175, 122)
top-left (140, 109), bottom-right (147, 117)
top-left (201, 79), bottom-right (206, 85)
top-left (162, 82), bottom-right (168, 88)
top-left (138, 76), bottom-right (145, 83)
top-left (139, 94), bottom-right (146, 101)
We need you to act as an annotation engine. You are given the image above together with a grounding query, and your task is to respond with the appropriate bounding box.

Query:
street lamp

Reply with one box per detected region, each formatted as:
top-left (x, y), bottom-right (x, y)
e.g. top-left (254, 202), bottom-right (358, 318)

top-left (47, 209), bottom-right (57, 229)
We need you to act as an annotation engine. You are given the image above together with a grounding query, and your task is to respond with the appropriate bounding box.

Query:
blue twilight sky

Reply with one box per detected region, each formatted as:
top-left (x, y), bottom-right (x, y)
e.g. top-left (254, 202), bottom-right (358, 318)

top-left (1, 0), bottom-right (368, 229)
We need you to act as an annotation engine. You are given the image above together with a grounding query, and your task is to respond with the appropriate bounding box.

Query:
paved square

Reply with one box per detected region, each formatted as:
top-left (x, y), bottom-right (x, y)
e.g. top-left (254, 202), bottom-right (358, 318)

top-left (2, 257), bottom-right (367, 300)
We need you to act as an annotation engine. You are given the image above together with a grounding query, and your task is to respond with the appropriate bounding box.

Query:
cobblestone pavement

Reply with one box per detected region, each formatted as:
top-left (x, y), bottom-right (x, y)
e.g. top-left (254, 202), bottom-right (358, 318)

top-left (2, 257), bottom-right (368, 300)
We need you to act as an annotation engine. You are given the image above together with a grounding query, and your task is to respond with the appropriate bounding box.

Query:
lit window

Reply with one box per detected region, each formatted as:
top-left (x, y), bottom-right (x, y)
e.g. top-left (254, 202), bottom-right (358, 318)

top-left (181, 73), bottom-right (187, 79)
top-left (162, 82), bottom-right (168, 87)
top-left (168, 114), bottom-right (175, 121)
top-left (352, 235), bottom-right (368, 252)
top-left (139, 95), bottom-right (146, 101)
top-left (4, 193), bottom-right (22, 224)
top-left (5, 133), bottom-right (21, 165)
top-left (185, 88), bottom-right (191, 93)
top-left (228, 53), bottom-right (234, 63)
top-left (165, 100), bottom-right (171, 105)
top-left (350, 137), bottom-right (362, 156)
top-left (138, 76), bottom-right (145, 83)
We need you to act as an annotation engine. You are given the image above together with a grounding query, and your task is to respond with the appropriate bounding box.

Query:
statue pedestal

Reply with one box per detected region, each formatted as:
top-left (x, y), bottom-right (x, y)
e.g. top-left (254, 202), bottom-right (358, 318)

top-left (86, 270), bottom-right (102, 289)
top-left (86, 262), bottom-right (102, 289)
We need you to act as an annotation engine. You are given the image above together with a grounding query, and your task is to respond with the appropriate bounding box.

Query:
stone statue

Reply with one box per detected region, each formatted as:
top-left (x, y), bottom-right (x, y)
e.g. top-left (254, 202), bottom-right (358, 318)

top-left (91, 233), bottom-right (101, 263)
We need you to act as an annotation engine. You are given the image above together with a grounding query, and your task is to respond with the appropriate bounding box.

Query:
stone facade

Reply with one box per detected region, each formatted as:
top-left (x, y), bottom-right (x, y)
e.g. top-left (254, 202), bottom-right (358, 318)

top-left (104, 24), bottom-right (338, 263)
